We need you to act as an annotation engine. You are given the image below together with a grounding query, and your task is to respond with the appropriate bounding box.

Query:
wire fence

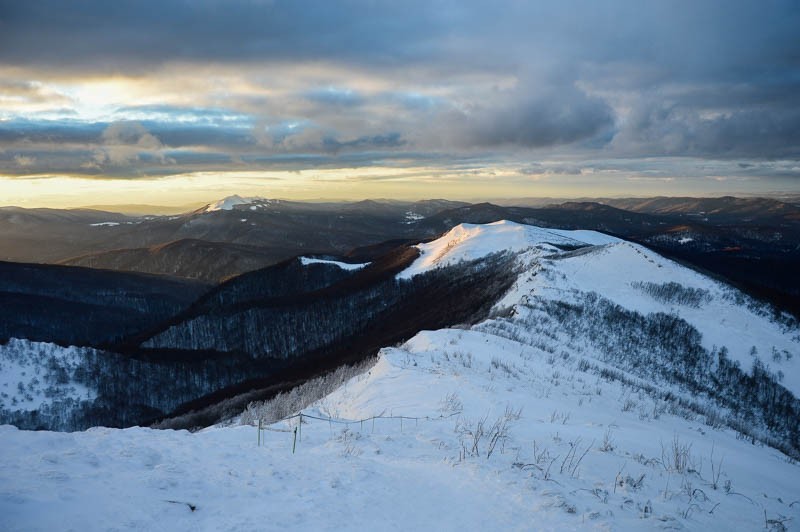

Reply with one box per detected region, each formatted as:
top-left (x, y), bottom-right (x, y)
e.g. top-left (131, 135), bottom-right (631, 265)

top-left (256, 410), bottom-right (462, 451)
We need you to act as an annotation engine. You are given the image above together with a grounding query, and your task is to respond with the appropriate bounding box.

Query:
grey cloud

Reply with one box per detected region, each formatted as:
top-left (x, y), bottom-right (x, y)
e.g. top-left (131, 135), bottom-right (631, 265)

top-left (1, 0), bottom-right (799, 181)
top-left (88, 122), bottom-right (172, 169)
top-left (304, 88), bottom-right (364, 108)
top-left (520, 164), bottom-right (584, 176)
top-left (13, 154), bottom-right (36, 167)
top-left (0, 80), bottom-right (72, 106)
top-left (431, 84), bottom-right (614, 149)
top-left (4, 1), bottom-right (797, 86)
top-left (0, 1), bottom-right (449, 72)
top-left (611, 98), bottom-right (800, 159)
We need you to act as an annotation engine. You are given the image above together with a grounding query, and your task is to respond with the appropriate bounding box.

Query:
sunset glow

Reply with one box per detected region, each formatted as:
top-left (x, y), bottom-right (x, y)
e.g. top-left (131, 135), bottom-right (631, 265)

top-left (1, 1), bottom-right (798, 208)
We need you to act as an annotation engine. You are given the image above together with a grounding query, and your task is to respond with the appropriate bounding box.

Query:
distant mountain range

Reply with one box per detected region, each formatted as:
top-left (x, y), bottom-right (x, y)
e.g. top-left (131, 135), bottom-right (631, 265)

top-left (2, 195), bottom-right (799, 310)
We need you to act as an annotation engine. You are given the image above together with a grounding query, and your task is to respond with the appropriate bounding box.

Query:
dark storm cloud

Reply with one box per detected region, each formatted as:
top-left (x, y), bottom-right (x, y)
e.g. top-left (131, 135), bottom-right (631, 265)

top-left (5, 1), bottom-right (795, 82)
top-left (0, 0), bottom-right (448, 71)
top-left (0, 119), bottom-right (104, 144)
top-left (1, 0), bottom-right (799, 179)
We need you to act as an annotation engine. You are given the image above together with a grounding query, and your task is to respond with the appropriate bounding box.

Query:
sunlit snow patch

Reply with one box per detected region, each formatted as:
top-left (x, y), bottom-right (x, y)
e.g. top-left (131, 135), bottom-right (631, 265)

top-left (299, 257), bottom-right (370, 270)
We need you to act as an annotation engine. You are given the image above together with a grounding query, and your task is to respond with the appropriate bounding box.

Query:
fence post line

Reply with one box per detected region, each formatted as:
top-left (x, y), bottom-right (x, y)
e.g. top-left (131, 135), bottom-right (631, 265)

top-left (258, 418), bottom-right (262, 447)
top-left (292, 426), bottom-right (297, 454)
top-left (298, 413), bottom-right (302, 442)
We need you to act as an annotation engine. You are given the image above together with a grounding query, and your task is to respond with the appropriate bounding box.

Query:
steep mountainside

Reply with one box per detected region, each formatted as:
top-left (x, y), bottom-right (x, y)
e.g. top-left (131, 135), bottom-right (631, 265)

top-left (0, 261), bottom-right (209, 346)
top-left (0, 241), bottom-right (518, 430)
top-left (60, 239), bottom-right (295, 283)
top-left (2, 220), bottom-right (798, 531)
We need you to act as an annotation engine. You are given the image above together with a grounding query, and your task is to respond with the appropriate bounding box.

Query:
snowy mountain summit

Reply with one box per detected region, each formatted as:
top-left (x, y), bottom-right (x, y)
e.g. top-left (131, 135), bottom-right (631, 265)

top-left (2, 220), bottom-right (799, 531)
top-left (202, 195), bottom-right (275, 212)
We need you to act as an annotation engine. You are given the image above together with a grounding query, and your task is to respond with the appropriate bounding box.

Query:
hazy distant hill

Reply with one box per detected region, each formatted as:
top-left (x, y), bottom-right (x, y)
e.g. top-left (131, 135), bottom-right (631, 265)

top-left (2, 196), bottom-right (799, 316)
top-left (60, 239), bottom-right (298, 283)
top-left (601, 196), bottom-right (800, 223)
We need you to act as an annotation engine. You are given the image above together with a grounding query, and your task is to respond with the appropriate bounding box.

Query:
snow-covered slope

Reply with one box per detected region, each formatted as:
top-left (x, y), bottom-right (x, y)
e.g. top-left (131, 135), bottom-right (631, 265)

top-left (0, 339), bottom-right (95, 414)
top-left (503, 238), bottom-right (800, 396)
top-left (398, 220), bottom-right (619, 279)
top-left (2, 221), bottom-right (798, 531)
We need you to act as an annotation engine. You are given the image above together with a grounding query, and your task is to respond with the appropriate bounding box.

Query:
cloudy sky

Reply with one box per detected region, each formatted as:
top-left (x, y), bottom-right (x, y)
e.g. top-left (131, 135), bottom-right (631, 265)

top-left (1, 0), bottom-right (799, 207)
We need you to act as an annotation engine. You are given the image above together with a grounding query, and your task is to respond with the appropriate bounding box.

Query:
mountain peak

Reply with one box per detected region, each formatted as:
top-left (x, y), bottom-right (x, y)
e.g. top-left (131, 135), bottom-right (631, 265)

top-left (205, 195), bottom-right (265, 212)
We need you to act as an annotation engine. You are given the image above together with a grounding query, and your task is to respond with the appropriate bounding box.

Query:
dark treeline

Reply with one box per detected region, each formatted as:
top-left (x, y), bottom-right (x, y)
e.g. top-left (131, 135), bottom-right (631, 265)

top-left (1, 250), bottom-right (518, 431)
top-left (631, 281), bottom-right (712, 308)
top-left (188, 257), bottom-right (357, 314)
top-left (0, 261), bottom-right (208, 346)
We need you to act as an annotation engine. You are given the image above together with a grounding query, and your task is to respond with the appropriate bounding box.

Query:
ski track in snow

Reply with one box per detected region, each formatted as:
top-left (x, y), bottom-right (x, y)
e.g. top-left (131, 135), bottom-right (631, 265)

top-left (1, 220), bottom-right (799, 531)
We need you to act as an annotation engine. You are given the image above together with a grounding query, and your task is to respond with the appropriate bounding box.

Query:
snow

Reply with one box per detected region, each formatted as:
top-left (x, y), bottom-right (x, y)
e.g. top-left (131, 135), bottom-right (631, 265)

top-left (2, 220), bottom-right (799, 531)
top-left (398, 220), bottom-right (618, 279)
top-left (299, 257), bottom-right (370, 271)
top-left (205, 195), bottom-right (266, 212)
top-left (398, 220), bottom-right (798, 396)
top-left (88, 222), bottom-right (120, 227)
top-left (404, 211), bottom-right (425, 223)
top-left (679, 237), bottom-right (694, 244)
top-left (0, 339), bottom-right (95, 413)
top-left (2, 330), bottom-right (798, 531)
top-left (500, 240), bottom-right (800, 396)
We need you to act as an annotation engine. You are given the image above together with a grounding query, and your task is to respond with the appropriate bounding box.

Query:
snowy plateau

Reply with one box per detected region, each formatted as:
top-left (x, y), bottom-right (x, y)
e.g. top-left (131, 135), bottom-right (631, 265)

top-left (1, 220), bottom-right (799, 531)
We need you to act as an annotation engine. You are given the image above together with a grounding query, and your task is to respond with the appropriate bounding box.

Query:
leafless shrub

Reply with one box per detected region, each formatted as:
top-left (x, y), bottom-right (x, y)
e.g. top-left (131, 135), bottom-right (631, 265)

top-left (600, 427), bottom-right (615, 452)
top-left (710, 442), bottom-right (725, 490)
top-left (455, 414), bottom-right (487, 459)
top-left (439, 392), bottom-right (463, 415)
top-left (457, 405), bottom-right (521, 460)
top-left (549, 409), bottom-right (571, 424)
top-left (660, 435), bottom-right (694, 473)
top-left (337, 428), bottom-right (362, 457)
top-left (560, 437), bottom-right (594, 478)
top-left (622, 398), bottom-right (637, 412)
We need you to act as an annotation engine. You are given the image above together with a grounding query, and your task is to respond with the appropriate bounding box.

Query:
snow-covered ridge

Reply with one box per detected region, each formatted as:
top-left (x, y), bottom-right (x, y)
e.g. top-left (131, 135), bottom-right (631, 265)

top-left (398, 219), bottom-right (619, 279)
top-left (398, 220), bottom-right (798, 396)
top-left (2, 220), bottom-right (799, 531)
top-left (299, 257), bottom-right (370, 270)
